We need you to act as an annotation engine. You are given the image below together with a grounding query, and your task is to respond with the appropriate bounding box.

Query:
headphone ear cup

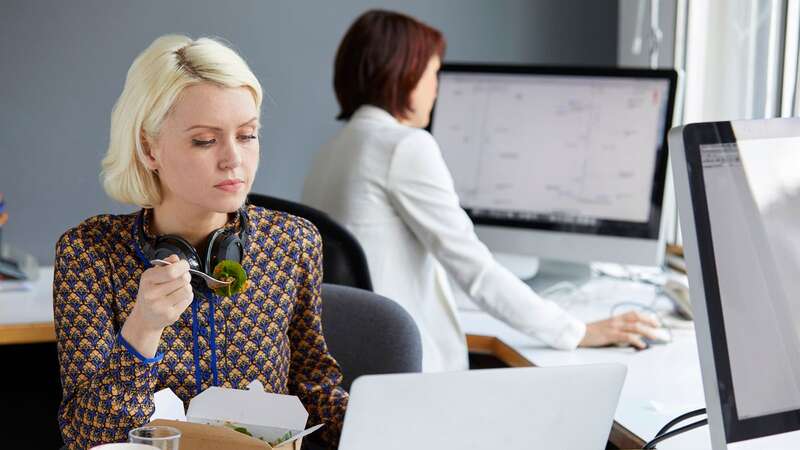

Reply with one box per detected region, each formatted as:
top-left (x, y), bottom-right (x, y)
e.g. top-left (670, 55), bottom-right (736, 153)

top-left (207, 230), bottom-right (245, 273)
top-left (154, 235), bottom-right (203, 273)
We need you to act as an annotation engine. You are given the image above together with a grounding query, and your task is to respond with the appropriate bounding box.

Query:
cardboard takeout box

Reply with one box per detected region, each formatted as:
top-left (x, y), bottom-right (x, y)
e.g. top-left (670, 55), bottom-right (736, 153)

top-left (149, 380), bottom-right (323, 450)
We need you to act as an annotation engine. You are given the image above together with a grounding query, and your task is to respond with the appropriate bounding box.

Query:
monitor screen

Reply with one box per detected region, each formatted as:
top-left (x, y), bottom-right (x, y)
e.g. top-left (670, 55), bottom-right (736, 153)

top-left (702, 136), bottom-right (800, 421)
top-left (430, 65), bottom-right (676, 240)
top-left (675, 119), bottom-right (800, 444)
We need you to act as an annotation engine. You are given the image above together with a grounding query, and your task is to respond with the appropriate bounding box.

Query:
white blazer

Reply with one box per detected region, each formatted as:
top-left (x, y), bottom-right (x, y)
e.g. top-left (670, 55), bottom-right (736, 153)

top-left (302, 105), bottom-right (586, 372)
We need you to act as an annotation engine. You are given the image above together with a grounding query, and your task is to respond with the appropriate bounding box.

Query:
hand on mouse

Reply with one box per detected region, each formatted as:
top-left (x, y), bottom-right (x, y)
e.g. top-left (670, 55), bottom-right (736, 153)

top-left (579, 311), bottom-right (663, 350)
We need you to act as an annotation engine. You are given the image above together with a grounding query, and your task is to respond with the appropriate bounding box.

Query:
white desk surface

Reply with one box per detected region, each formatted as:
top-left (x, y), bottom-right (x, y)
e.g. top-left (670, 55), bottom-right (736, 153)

top-left (459, 274), bottom-right (712, 449)
top-left (0, 266), bottom-right (54, 325)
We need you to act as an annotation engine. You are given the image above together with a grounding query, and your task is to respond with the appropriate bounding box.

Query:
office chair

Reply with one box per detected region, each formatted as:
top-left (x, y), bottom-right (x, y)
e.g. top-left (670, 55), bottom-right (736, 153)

top-left (320, 283), bottom-right (422, 392)
top-left (303, 285), bottom-right (421, 450)
top-left (247, 193), bottom-right (373, 291)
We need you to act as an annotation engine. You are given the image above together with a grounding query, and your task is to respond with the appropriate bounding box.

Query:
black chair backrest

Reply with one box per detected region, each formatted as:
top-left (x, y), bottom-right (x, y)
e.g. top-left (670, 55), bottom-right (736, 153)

top-left (320, 284), bottom-right (422, 391)
top-left (247, 193), bottom-right (373, 291)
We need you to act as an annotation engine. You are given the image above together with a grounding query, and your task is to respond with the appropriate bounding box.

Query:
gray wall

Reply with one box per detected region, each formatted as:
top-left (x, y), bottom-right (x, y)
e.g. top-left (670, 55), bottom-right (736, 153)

top-left (0, 0), bottom-right (618, 264)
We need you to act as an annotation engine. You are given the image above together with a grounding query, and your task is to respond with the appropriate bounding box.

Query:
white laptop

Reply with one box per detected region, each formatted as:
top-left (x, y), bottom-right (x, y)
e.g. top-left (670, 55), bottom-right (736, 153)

top-left (338, 364), bottom-right (626, 450)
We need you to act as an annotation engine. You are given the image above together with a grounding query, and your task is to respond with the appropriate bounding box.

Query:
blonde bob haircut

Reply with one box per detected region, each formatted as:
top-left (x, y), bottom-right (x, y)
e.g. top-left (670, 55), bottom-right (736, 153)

top-left (101, 35), bottom-right (263, 207)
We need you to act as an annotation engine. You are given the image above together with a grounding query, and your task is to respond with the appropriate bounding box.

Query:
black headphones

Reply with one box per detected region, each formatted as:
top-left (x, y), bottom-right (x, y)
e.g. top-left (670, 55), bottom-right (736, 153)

top-left (133, 208), bottom-right (250, 285)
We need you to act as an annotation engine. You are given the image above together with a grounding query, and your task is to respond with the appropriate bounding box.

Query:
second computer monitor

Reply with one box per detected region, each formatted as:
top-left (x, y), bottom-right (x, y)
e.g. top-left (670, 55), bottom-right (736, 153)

top-left (430, 64), bottom-right (678, 267)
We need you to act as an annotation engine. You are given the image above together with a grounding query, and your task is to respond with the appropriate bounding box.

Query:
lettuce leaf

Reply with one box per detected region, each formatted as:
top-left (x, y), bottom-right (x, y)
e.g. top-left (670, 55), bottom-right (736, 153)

top-left (212, 259), bottom-right (247, 297)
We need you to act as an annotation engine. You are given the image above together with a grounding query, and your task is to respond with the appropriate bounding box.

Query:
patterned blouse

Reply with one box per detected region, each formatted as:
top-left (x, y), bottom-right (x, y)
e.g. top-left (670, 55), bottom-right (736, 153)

top-left (53, 205), bottom-right (348, 449)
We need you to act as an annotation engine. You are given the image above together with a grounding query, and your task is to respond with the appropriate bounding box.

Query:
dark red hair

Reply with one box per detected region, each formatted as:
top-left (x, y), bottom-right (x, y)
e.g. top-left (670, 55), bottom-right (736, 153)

top-left (334, 10), bottom-right (446, 120)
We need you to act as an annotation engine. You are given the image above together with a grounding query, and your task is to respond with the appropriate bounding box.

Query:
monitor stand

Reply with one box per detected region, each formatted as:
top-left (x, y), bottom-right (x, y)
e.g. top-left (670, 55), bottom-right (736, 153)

top-left (528, 259), bottom-right (593, 292)
top-left (494, 253), bottom-right (592, 290)
top-left (0, 244), bottom-right (38, 280)
top-left (493, 252), bottom-right (540, 280)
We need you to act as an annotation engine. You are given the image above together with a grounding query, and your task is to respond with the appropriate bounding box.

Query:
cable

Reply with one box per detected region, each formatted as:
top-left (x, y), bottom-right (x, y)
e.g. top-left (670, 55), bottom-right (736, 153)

top-left (654, 407), bottom-right (706, 438)
top-left (610, 302), bottom-right (662, 318)
top-left (641, 408), bottom-right (708, 449)
top-left (539, 281), bottom-right (580, 298)
top-left (540, 281), bottom-right (589, 309)
top-left (643, 418), bottom-right (708, 448)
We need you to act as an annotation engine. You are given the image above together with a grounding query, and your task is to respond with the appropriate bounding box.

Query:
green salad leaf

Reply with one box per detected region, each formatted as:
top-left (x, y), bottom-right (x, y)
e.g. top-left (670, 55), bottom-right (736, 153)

top-left (273, 430), bottom-right (294, 445)
top-left (212, 259), bottom-right (248, 297)
top-left (233, 426), bottom-right (252, 437)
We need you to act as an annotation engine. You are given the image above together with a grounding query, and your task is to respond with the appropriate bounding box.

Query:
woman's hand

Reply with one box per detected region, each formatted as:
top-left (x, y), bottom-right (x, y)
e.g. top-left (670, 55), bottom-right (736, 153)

top-left (120, 254), bottom-right (193, 358)
top-left (579, 311), bottom-right (663, 350)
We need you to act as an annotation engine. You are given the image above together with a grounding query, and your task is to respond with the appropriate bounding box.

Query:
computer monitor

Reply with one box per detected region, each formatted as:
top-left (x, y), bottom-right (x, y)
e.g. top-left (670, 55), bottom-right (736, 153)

top-left (670, 118), bottom-right (800, 448)
top-left (429, 64), bottom-right (677, 272)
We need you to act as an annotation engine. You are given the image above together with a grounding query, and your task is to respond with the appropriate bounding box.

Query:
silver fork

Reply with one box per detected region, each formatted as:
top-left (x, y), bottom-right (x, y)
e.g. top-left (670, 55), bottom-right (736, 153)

top-left (150, 258), bottom-right (232, 290)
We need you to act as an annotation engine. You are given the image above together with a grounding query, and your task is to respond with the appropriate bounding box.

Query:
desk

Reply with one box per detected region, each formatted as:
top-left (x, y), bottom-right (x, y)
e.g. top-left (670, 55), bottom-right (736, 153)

top-left (461, 275), bottom-right (712, 450)
top-left (0, 266), bottom-right (62, 448)
top-left (6, 267), bottom-right (712, 448)
top-left (0, 266), bottom-right (55, 344)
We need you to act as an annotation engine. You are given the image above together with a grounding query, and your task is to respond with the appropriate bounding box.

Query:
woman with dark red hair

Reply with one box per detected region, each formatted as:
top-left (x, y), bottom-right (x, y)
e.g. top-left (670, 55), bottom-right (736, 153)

top-left (303, 9), bottom-right (663, 372)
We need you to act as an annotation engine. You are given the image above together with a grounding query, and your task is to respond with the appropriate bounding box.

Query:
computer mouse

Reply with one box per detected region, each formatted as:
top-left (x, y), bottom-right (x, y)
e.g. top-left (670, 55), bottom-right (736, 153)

top-left (637, 328), bottom-right (672, 350)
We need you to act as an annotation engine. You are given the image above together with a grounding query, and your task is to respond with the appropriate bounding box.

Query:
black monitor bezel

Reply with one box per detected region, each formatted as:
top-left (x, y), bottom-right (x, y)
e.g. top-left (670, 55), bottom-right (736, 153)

top-left (429, 63), bottom-right (678, 240)
top-left (681, 122), bottom-right (800, 443)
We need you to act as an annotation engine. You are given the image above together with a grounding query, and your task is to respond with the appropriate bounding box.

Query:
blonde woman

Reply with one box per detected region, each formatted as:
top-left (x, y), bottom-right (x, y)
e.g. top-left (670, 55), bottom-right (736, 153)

top-left (54, 35), bottom-right (346, 449)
